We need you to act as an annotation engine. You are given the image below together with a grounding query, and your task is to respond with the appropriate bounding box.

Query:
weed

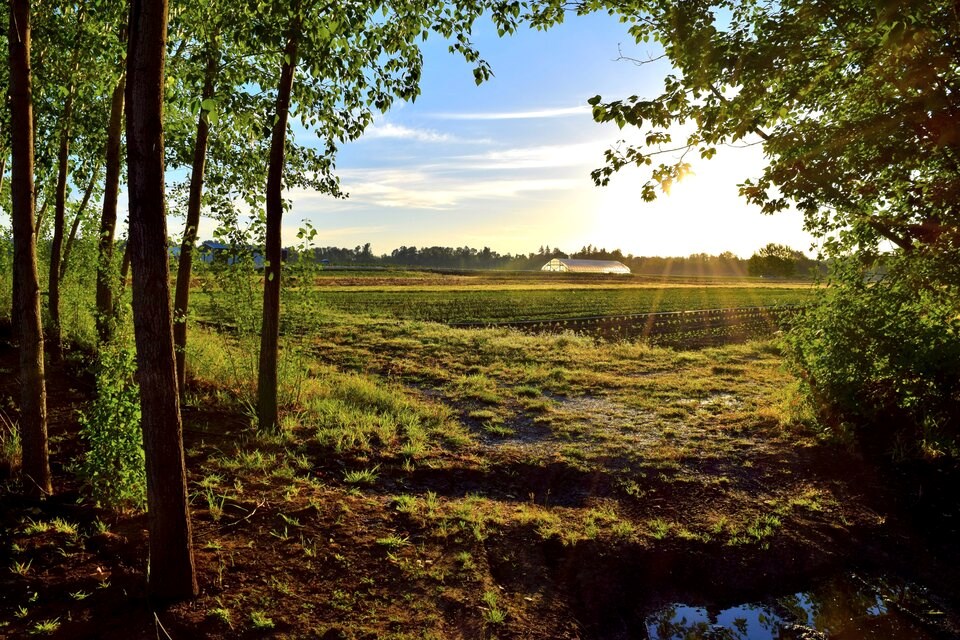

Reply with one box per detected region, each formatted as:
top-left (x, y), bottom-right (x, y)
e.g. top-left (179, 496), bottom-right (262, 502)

top-left (208, 607), bottom-right (233, 628)
top-left (0, 411), bottom-right (21, 474)
top-left (647, 519), bottom-right (671, 540)
top-left (484, 423), bottom-right (515, 437)
top-left (393, 494), bottom-right (418, 514)
top-left (204, 489), bottom-right (227, 522)
top-left (250, 610), bottom-right (275, 631)
top-left (69, 590), bottom-right (91, 600)
top-left (198, 473), bottom-right (224, 489)
top-left (10, 559), bottom-right (32, 576)
top-left (376, 534), bottom-right (410, 549)
top-left (22, 518), bottom-right (51, 535)
top-left (15, 606), bottom-right (28, 619)
top-left (29, 619), bottom-right (60, 635)
top-left (344, 465), bottom-right (380, 485)
top-left (482, 590), bottom-right (506, 625)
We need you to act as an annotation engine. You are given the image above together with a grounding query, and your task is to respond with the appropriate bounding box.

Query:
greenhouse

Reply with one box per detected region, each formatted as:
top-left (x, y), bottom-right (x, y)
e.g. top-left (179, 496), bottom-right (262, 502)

top-left (540, 258), bottom-right (631, 274)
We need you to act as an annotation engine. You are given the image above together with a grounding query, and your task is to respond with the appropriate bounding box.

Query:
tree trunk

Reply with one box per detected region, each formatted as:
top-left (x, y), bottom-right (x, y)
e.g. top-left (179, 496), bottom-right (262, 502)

top-left (125, 0), bottom-right (197, 601)
top-left (173, 46), bottom-right (217, 395)
top-left (59, 163), bottom-right (101, 281)
top-left (257, 31), bottom-right (299, 432)
top-left (33, 186), bottom-right (49, 238)
top-left (8, 0), bottom-right (52, 499)
top-left (96, 71), bottom-right (126, 344)
top-left (48, 84), bottom-right (77, 359)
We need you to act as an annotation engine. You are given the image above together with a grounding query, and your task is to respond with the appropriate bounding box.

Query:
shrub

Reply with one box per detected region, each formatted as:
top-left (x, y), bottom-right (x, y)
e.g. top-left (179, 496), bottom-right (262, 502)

top-left (786, 251), bottom-right (960, 457)
top-left (77, 336), bottom-right (146, 510)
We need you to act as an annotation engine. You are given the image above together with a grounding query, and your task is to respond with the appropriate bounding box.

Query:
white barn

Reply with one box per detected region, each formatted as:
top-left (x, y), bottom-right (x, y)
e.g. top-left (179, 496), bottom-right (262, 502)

top-left (541, 258), bottom-right (631, 274)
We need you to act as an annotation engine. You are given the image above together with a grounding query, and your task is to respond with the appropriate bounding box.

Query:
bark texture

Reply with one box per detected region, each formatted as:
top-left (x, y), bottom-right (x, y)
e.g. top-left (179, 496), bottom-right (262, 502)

top-left (125, 0), bottom-right (197, 601)
top-left (8, 0), bottom-right (52, 498)
top-left (173, 47), bottom-right (217, 395)
top-left (257, 32), bottom-right (299, 432)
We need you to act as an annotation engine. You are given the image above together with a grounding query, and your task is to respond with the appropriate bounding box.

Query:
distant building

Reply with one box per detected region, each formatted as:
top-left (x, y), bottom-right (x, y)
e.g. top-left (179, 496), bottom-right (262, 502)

top-left (193, 240), bottom-right (286, 268)
top-left (541, 258), bottom-right (631, 274)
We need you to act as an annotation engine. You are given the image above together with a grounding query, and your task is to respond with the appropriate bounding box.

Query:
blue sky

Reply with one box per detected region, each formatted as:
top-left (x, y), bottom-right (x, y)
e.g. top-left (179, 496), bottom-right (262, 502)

top-left (199, 12), bottom-right (817, 259)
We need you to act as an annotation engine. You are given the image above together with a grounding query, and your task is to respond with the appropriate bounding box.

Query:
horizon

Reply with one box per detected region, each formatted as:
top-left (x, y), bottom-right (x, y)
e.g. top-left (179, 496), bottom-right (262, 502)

top-left (168, 12), bottom-right (817, 260)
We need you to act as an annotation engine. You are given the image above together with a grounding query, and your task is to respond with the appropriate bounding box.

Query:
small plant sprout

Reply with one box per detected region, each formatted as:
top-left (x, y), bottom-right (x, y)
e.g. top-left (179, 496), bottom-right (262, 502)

top-left (10, 559), bottom-right (32, 576)
top-left (376, 534), bottom-right (410, 549)
top-left (343, 465), bottom-right (380, 485)
top-left (249, 610), bottom-right (275, 630)
top-left (70, 590), bottom-right (91, 601)
top-left (29, 619), bottom-right (60, 635)
top-left (205, 489), bottom-right (226, 522)
top-left (208, 607), bottom-right (233, 628)
top-left (482, 590), bottom-right (506, 625)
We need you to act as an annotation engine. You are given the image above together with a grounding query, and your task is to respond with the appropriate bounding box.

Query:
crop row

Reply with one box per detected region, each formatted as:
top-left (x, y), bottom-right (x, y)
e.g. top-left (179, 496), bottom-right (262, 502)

top-left (305, 287), bottom-right (813, 323)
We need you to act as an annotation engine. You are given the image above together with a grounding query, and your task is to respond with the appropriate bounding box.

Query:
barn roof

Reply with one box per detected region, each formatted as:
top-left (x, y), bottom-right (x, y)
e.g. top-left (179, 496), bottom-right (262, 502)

top-left (541, 258), bottom-right (631, 273)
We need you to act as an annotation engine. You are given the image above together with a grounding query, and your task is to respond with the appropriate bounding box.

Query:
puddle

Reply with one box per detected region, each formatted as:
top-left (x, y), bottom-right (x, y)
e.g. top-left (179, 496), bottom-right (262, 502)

top-left (646, 573), bottom-right (945, 639)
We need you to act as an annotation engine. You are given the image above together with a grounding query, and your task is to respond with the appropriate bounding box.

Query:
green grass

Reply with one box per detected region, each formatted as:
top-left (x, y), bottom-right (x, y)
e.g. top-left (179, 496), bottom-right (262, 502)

top-left (284, 285), bottom-right (812, 324)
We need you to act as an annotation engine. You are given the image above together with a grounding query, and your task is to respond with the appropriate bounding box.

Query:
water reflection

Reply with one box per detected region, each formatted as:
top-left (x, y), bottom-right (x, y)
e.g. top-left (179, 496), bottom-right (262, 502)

top-left (645, 573), bottom-right (939, 639)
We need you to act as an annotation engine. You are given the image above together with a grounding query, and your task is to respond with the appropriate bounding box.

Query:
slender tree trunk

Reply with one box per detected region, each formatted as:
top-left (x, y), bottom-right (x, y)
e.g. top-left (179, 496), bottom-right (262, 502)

top-left (126, 0), bottom-right (197, 601)
top-left (257, 31), bottom-right (299, 432)
top-left (96, 71), bottom-right (125, 344)
top-left (59, 163), bottom-right (101, 281)
top-left (119, 241), bottom-right (131, 291)
top-left (8, 0), bottom-right (52, 499)
top-left (48, 84), bottom-right (77, 359)
top-left (174, 46), bottom-right (217, 395)
top-left (33, 186), bottom-right (49, 238)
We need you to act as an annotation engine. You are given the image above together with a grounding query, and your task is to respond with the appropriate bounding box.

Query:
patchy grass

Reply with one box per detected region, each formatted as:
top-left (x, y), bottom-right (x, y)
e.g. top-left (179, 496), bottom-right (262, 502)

top-left (1, 281), bottom-right (938, 639)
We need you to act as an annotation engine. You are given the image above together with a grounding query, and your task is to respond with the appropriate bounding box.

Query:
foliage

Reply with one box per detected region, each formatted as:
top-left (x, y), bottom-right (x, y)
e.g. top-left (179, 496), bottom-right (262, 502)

top-left (0, 411), bottom-right (22, 477)
top-left (746, 243), bottom-right (818, 279)
top-left (76, 332), bottom-right (146, 511)
top-left (550, 0), bottom-right (960, 454)
top-left (786, 252), bottom-right (960, 456)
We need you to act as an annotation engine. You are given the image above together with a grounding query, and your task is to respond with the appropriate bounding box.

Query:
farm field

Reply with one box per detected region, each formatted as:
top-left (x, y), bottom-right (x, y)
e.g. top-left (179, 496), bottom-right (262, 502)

top-left (195, 270), bottom-right (815, 325)
top-left (2, 274), bottom-right (958, 639)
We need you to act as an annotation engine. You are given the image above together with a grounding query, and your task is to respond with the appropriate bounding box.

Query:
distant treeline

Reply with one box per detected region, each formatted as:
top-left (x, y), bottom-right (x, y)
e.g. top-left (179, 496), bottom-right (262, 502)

top-left (282, 242), bottom-right (823, 278)
top-left (282, 243), bottom-right (819, 277)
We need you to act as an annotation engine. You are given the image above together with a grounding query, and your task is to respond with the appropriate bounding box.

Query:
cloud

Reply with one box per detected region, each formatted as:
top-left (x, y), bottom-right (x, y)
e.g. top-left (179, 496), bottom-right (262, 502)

top-left (364, 123), bottom-right (454, 143)
top-left (293, 168), bottom-right (580, 210)
top-left (455, 141), bottom-right (608, 170)
top-left (431, 105), bottom-right (592, 120)
top-left (362, 122), bottom-right (492, 145)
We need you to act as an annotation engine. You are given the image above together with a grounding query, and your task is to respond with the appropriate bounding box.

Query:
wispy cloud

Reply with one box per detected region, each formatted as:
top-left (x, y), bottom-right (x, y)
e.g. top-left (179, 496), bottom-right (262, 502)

top-left (431, 105), bottom-right (591, 120)
top-left (364, 123), bottom-right (454, 143)
top-left (363, 122), bottom-right (492, 144)
top-left (299, 168), bottom-right (579, 210)
top-left (455, 141), bottom-right (607, 170)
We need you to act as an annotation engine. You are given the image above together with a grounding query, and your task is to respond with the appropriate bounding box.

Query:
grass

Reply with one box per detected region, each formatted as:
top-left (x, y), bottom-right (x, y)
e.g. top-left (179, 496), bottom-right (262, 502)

top-left (0, 271), bottom-right (855, 638)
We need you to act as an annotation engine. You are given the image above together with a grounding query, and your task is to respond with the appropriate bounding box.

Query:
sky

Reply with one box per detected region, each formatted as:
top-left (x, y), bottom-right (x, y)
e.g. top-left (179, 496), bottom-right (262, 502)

top-left (189, 12), bottom-right (817, 259)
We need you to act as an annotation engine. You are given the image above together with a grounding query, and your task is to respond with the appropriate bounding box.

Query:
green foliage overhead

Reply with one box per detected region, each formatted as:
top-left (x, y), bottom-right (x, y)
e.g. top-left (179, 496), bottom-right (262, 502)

top-left (531, 0), bottom-right (960, 454)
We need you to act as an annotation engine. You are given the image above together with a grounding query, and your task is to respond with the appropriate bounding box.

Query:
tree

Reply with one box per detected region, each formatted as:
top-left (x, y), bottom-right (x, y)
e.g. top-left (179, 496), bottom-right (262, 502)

top-left (747, 243), bottom-right (803, 278)
top-left (125, 0), bottom-right (197, 600)
top-left (542, 0), bottom-right (959, 452)
top-left (246, 0), bottom-right (515, 430)
top-left (8, 0), bottom-right (52, 498)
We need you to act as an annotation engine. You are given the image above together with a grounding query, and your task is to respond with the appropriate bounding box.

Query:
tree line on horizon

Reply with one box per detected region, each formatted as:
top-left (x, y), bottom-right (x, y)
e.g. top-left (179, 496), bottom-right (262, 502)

top-left (285, 241), bottom-right (823, 277)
